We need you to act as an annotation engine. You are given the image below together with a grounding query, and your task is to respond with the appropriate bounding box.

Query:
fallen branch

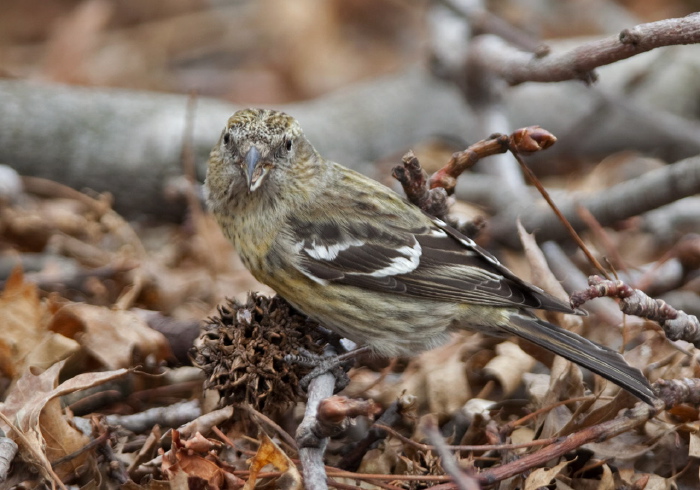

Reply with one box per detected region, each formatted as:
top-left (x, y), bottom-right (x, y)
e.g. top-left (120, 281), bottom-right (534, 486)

top-left (489, 154), bottom-right (700, 248)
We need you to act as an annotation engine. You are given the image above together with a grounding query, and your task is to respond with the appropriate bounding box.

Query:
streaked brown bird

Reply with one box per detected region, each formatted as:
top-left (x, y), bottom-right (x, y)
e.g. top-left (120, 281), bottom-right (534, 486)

top-left (205, 108), bottom-right (656, 405)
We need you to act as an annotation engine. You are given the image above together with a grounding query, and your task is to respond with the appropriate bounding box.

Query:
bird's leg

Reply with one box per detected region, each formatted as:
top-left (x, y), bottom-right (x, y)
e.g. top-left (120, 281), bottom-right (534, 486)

top-left (287, 346), bottom-right (372, 393)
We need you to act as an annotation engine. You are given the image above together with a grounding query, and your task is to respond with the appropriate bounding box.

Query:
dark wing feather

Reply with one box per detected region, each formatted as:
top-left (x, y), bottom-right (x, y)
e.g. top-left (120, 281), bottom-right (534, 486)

top-left (289, 214), bottom-right (579, 314)
top-left (507, 312), bottom-right (656, 404)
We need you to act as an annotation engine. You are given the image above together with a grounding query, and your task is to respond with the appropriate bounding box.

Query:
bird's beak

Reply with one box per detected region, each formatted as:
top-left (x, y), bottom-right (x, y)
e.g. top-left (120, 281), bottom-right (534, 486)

top-left (244, 146), bottom-right (268, 191)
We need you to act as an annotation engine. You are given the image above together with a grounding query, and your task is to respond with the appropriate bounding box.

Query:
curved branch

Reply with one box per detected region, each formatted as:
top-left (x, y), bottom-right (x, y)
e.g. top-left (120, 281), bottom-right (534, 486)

top-left (469, 14), bottom-right (700, 85)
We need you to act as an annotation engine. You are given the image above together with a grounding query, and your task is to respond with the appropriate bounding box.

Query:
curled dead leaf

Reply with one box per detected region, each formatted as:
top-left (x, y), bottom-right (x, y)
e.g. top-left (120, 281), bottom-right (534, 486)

top-left (482, 341), bottom-right (536, 395)
top-left (0, 360), bottom-right (128, 486)
top-left (162, 430), bottom-right (239, 489)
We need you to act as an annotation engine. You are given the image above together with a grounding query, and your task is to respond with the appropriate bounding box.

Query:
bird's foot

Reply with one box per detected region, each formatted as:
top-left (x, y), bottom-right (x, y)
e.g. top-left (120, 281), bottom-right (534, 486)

top-left (286, 346), bottom-right (370, 393)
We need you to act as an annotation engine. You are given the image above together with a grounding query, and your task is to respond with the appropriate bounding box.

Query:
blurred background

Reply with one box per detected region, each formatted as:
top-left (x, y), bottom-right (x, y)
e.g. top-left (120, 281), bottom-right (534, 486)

top-left (0, 0), bottom-right (695, 100)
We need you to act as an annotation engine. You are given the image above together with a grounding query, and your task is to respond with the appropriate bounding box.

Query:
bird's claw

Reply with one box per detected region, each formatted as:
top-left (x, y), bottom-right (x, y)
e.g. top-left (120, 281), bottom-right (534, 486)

top-left (286, 349), bottom-right (353, 393)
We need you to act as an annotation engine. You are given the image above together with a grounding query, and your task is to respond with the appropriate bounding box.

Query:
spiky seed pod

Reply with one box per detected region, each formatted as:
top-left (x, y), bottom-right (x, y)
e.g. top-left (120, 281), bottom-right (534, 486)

top-left (193, 292), bottom-right (325, 414)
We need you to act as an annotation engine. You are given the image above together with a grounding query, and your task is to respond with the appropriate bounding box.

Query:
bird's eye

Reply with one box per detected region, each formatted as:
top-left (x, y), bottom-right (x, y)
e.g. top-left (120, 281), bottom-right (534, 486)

top-left (276, 138), bottom-right (293, 158)
top-left (223, 133), bottom-right (230, 145)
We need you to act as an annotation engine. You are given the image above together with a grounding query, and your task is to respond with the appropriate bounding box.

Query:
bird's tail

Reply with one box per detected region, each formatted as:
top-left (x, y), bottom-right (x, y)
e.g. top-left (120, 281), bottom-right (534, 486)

top-left (505, 312), bottom-right (656, 405)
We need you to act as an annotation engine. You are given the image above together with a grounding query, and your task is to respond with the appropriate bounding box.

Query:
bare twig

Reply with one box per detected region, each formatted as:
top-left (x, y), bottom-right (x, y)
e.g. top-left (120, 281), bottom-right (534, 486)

top-left (575, 204), bottom-right (630, 275)
top-left (426, 133), bottom-right (510, 194)
top-left (469, 14), bottom-right (700, 85)
top-left (296, 347), bottom-right (338, 490)
top-left (571, 276), bottom-right (700, 347)
top-left (105, 399), bottom-right (201, 434)
top-left (509, 145), bottom-right (610, 279)
top-left (394, 127), bottom-right (555, 220)
top-left (392, 150), bottom-right (450, 219)
top-left (475, 401), bottom-right (660, 484)
top-left (655, 378), bottom-right (700, 407)
top-left (374, 423), bottom-right (560, 453)
top-left (315, 396), bottom-right (380, 440)
top-left (429, 126), bottom-right (555, 195)
top-left (541, 242), bottom-right (626, 326)
top-left (424, 419), bottom-right (479, 490)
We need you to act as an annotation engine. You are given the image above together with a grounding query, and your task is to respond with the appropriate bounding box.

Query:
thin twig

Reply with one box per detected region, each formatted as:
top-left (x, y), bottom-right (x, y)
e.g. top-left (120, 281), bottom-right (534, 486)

top-left (509, 146), bottom-right (611, 279)
top-left (475, 401), bottom-right (659, 484)
top-left (373, 424), bottom-right (559, 453)
top-left (424, 419), bottom-right (480, 490)
top-left (239, 404), bottom-right (298, 452)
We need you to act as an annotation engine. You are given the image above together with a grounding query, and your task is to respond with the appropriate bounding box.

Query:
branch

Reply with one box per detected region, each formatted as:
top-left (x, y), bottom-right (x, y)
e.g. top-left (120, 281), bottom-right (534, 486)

top-left (469, 14), bottom-right (700, 85)
top-left (394, 126), bottom-right (555, 220)
top-left (474, 401), bottom-right (660, 484)
top-left (489, 154), bottom-right (700, 248)
top-left (295, 348), bottom-right (338, 490)
top-left (0, 71), bottom-right (475, 219)
top-left (572, 275), bottom-right (700, 347)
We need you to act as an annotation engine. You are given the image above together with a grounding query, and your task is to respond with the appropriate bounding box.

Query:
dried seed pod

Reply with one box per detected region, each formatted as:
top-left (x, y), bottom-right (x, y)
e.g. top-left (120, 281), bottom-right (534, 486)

top-left (193, 293), bottom-right (325, 414)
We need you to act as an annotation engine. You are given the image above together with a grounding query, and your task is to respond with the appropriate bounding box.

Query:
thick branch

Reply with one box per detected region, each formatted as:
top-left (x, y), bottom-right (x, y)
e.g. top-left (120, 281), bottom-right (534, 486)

top-left (489, 154), bottom-right (700, 248)
top-left (2, 39), bottom-right (700, 221)
top-left (0, 70), bottom-right (475, 219)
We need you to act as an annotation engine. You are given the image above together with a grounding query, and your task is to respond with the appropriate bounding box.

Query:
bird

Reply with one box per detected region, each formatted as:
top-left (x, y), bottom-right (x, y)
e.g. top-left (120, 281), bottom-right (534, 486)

top-left (205, 108), bottom-right (656, 405)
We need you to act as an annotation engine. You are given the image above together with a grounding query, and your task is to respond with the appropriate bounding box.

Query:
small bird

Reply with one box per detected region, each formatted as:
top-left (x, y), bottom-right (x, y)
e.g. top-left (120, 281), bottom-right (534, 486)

top-left (205, 108), bottom-right (656, 405)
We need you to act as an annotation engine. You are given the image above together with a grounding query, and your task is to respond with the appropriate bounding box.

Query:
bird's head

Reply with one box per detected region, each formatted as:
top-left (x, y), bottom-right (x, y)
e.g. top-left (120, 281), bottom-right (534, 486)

top-left (211, 108), bottom-right (311, 196)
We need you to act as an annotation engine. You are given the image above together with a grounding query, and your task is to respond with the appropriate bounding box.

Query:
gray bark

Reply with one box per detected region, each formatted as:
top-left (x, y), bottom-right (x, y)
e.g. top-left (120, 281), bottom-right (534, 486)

top-left (1, 43), bottom-right (699, 220)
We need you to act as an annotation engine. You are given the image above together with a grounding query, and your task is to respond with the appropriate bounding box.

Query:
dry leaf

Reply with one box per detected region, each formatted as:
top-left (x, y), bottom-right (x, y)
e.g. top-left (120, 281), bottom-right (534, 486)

top-left (395, 333), bottom-right (474, 415)
top-left (356, 445), bottom-right (398, 477)
top-left (517, 220), bottom-right (582, 330)
top-left (0, 267), bottom-right (47, 378)
top-left (690, 431), bottom-right (700, 458)
top-left (161, 430), bottom-right (243, 490)
top-left (244, 432), bottom-right (301, 490)
top-left (24, 332), bottom-right (81, 373)
top-left (49, 303), bottom-right (172, 369)
top-left (0, 268), bottom-right (80, 385)
top-left (524, 459), bottom-right (570, 490)
top-left (648, 475), bottom-right (674, 490)
top-left (482, 341), bottom-right (536, 395)
top-left (598, 464), bottom-right (615, 490)
top-left (0, 360), bottom-right (128, 485)
top-left (39, 397), bottom-right (90, 480)
top-left (539, 357), bottom-right (582, 438)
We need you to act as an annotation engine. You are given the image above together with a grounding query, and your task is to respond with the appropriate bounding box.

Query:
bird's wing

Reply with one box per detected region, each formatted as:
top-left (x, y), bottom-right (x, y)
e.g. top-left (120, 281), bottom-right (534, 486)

top-left (286, 212), bottom-right (578, 314)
